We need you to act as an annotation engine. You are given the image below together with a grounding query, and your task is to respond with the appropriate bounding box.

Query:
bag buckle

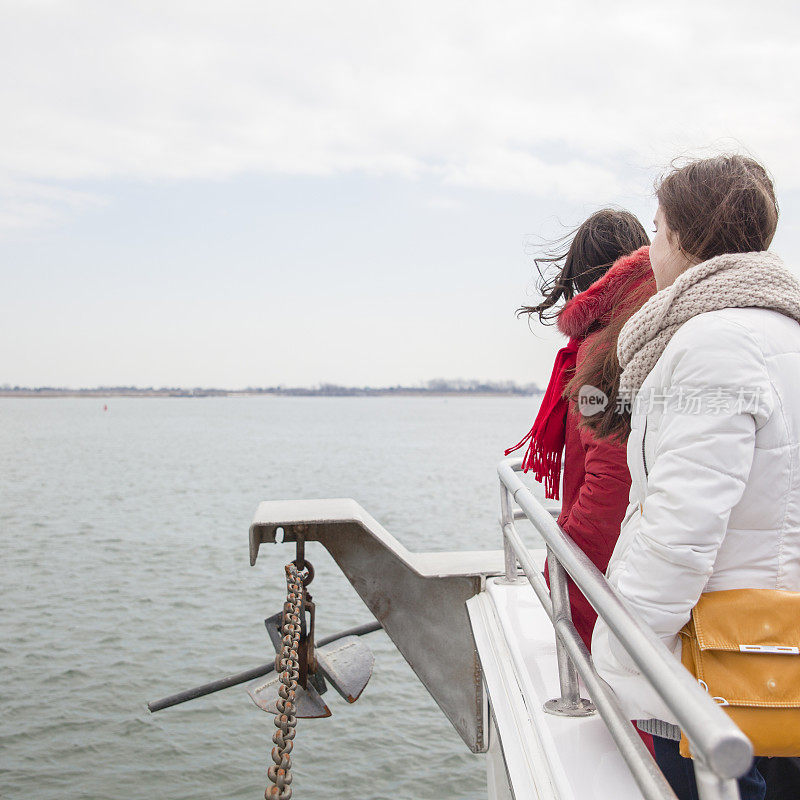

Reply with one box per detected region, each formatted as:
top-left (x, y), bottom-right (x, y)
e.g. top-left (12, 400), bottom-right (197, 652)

top-left (738, 644), bottom-right (800, 654)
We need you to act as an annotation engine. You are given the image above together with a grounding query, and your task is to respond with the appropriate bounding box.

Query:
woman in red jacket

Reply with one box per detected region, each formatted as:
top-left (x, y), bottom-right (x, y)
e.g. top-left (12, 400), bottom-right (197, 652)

top-left (507, 209), bottom-right (655, 651)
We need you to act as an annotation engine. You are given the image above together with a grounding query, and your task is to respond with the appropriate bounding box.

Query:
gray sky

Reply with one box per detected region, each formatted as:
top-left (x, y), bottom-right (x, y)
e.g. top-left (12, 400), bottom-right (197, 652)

top-left (2, 0), bottom-right (799, 388)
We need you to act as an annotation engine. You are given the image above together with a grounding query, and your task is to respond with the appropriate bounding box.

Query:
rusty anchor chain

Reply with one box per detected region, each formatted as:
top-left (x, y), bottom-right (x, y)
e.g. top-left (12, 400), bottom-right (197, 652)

top-left (145, 536), bottom-right (377, 800)
top-left (265, 559), bottom-right (313, 800)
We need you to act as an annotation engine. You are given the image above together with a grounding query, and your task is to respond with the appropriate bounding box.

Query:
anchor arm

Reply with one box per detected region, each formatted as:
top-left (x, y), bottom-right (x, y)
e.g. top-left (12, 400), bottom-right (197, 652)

top-left (146, 621), bottom-right (381, 713)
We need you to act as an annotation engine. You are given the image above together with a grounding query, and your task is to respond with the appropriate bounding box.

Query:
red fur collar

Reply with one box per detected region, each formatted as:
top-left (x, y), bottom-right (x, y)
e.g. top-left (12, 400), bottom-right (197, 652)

top-left (557, 246), bottom-right (652, 339)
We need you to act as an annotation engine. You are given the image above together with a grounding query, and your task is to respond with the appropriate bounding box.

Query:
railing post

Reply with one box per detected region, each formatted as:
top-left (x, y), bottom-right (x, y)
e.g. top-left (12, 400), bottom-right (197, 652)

top-left (499, 483), bottom-right (520, 584)
top-left (693, 758), bottom-right (742, 800)
top-left (543, 547), bottom-right (596, 717)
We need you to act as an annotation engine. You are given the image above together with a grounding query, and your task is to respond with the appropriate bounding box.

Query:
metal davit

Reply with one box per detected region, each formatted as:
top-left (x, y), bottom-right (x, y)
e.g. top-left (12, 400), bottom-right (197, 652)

top-left (248, 497), bottom-right (507, 754)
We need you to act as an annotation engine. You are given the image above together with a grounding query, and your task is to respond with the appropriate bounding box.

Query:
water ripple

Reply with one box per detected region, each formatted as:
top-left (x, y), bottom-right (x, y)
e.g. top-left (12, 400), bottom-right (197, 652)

top-left (0, 396), bottom-right (544, 799)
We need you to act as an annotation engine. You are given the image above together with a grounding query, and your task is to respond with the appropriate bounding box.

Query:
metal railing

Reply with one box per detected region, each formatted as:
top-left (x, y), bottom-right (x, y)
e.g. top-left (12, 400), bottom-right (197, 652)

top-left (498, 457), bottom-right (753, 800)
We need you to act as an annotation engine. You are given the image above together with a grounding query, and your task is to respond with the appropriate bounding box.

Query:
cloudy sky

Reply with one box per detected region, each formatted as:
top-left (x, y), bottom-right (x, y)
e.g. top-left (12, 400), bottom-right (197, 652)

top-left (2, 0), bottom-right (799, 388)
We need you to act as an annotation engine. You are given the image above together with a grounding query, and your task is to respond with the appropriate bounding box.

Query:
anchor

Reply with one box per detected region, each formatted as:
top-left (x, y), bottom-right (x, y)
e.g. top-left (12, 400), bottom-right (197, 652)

top-left (146, 536), bottom-right (377, 716)
top-left (146, 535), bottom-right (379, 797)
top-left (245, 538), bottom-right (375, 719)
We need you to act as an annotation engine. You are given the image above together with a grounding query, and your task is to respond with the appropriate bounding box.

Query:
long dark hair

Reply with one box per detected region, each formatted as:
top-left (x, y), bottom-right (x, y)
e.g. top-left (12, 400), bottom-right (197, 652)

top-left (565, 251), bottom-right (656, 442)
top-left (518, 209), bottom-right (650, 325)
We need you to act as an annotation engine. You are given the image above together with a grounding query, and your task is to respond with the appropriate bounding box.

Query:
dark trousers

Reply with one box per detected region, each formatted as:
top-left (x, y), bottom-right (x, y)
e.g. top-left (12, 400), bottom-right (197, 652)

top-left (759, 757), bottom-right (800, 800)
top-left (652, 736), bottom-right (766, 800)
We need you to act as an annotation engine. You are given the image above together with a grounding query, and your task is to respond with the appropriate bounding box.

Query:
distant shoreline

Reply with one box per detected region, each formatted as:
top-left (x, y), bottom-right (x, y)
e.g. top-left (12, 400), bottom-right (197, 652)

top-left (0, 384), bottom-right (542, 399)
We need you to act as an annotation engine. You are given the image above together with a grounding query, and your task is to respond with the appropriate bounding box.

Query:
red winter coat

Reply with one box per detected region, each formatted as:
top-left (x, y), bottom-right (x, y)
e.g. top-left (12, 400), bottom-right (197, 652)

top-left (550, 247), bottom-right (654, 651)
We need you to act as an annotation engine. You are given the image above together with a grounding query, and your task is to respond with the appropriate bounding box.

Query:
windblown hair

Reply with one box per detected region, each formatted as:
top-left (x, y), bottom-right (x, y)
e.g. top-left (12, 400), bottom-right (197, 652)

top-left (656, 154), bottom-right (779, 262)
top-left (570, 154), bottom-right (779, 442)
top-left (518, 209), bottom-right (650, 325)
top-left (564, 257), bottom-right (656, 441)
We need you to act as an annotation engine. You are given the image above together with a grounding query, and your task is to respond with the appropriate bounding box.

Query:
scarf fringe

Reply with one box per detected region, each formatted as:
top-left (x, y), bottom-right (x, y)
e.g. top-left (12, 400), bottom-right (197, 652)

top-left (505, 339), bottom-right (579, 501)
top-left (505, 428), bottom-right (563, 500)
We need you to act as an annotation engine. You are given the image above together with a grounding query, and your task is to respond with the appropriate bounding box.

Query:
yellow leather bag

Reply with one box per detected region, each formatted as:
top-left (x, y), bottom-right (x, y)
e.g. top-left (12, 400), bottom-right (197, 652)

top-left (679, 588), bottom-right (800, 758)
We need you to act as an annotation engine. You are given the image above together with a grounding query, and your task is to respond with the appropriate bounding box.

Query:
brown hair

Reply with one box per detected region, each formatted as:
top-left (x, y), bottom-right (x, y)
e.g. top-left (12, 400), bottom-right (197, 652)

top-left (656, 154), bottom-right (779, 262)
top-left (569, 155), bottom-right (780, 442)
top-left (518, 209), bottom-right (650, 325)
top-left (565, 256), bottom-right (656, 441)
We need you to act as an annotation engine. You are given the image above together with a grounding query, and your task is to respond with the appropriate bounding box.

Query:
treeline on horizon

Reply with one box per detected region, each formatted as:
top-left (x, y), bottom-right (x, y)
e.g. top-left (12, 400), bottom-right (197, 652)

top-left (1, 378), bottom-right (542, 397)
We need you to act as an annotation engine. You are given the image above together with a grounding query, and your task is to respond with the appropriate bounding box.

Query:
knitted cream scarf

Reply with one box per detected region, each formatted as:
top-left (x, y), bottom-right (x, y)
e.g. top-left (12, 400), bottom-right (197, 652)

top-left (617, 251), bottom-right (800, 400)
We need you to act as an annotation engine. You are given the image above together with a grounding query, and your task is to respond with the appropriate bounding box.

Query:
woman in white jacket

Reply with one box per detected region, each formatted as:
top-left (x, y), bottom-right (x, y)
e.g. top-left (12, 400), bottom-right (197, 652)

top-left (591, 155), bottom-right (800, 800)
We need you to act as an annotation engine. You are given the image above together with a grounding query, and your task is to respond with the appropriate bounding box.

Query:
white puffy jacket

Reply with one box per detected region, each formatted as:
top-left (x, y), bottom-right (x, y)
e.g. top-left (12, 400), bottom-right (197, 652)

top-left (592, 306), bottom-right (800, 723)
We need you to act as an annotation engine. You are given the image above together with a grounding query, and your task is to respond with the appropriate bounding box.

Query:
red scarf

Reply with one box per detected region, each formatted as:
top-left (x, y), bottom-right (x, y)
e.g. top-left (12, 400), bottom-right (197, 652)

top-left (505, 337), bottom-right (580, 500)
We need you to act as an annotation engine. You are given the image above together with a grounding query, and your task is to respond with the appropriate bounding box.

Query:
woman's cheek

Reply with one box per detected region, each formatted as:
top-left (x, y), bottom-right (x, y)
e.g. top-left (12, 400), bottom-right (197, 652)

top-left (649, 243), bottom-right (667, 288)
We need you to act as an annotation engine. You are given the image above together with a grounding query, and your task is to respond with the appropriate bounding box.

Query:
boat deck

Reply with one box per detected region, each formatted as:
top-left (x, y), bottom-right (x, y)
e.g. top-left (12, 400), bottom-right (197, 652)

top-left (469, 573), bottom-right (646, 800)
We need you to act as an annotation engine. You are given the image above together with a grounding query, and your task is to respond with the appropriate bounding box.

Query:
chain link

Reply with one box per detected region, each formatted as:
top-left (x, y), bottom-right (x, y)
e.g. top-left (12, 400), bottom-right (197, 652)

top-left (265, 562), bottom-right (305, 800)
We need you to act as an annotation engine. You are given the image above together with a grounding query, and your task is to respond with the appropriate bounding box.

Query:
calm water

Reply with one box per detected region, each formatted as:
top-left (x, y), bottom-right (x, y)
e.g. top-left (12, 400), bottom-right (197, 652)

top-left (0, 396), bottom-right (545, 800)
